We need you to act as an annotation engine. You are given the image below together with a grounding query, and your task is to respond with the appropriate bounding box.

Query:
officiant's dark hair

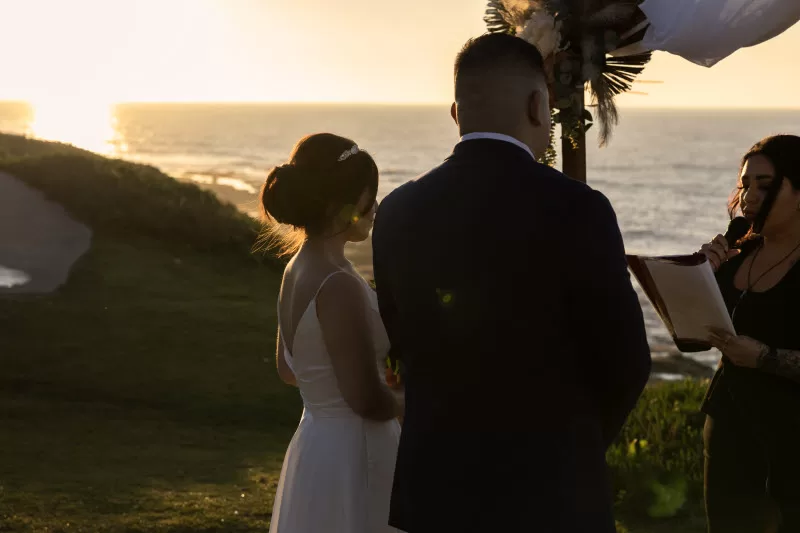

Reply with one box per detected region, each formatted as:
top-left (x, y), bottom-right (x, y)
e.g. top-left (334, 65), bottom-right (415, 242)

top-left (730, 135), bottom-right (800, 233)
top-left (259, 133), bottom-right (379, 256)
top-left (454, 32), bottom-right (545, 101)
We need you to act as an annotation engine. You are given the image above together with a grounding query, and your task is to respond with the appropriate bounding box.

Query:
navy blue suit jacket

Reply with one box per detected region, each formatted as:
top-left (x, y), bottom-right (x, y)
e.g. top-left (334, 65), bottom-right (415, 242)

top-left (372, 139), bottom-right (651, 532)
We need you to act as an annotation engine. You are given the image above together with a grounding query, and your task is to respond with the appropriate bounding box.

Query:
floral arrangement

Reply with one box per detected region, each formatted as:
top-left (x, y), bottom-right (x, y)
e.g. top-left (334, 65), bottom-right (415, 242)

top-left (485, 0), bottom-right (652, 162)
top-left (516, 9), bottom-right (566, 59)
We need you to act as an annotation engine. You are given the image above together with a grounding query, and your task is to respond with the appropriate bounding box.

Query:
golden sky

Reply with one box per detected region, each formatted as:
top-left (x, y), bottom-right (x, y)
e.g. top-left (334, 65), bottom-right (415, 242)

top-left (1, 0), bottom-right (798, 108)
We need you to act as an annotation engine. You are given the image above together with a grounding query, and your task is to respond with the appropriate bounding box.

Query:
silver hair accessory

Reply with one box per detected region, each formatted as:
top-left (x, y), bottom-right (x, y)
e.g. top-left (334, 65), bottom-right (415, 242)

top-left (337, 145), bottom-right (359, 162)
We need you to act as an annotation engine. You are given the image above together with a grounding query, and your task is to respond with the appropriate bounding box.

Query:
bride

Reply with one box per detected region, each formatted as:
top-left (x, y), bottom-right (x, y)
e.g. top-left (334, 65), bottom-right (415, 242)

top-left (260, 133), bottom-right (403, 533)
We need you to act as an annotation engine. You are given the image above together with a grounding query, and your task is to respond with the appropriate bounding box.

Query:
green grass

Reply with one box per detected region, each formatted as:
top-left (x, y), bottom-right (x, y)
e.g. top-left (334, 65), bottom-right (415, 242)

top-left (0, 394), bottom-right (287, 532)
top-left (0, 238), bottom-right (296, 531)
top-left (0, 134), bottom-right (708, 532)
top-left (609, 380), bottom-right (708, 532)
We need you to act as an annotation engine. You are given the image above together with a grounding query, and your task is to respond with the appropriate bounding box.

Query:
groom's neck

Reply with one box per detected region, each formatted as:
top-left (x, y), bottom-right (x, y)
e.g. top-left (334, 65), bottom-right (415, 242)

top-left (458, 115), bottom-right (524, 139)
top-left (460, 126), bottom-right (514, 137)
top-left (459, 123), bottom-right (530, 147)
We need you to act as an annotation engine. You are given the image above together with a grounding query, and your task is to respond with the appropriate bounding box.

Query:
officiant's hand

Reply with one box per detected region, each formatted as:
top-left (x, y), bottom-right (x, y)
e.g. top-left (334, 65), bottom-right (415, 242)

top-left (708, 327), bottom-right (765, 368)
top-left (700, 235), bottom-right (740, 272)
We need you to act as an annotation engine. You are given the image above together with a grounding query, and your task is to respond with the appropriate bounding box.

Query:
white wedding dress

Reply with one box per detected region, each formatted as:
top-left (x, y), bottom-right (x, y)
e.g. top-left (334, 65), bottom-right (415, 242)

top-left (269, 271), bottom-right (401, 533)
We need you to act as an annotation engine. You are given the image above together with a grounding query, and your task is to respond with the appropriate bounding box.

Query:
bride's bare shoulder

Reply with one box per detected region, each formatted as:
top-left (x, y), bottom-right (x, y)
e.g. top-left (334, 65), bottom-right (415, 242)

top-left (316, 270), bottom-right (365, 306)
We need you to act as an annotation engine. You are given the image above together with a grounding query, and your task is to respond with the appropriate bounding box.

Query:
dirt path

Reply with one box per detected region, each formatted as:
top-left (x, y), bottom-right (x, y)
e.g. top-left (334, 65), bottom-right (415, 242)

top-left (0, 171), bottom-right (91, 295)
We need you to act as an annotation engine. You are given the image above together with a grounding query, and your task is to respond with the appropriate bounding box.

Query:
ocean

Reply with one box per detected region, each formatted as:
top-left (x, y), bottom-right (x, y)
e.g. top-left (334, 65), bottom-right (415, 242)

top-left (2, 102), bottom-right (799, 365)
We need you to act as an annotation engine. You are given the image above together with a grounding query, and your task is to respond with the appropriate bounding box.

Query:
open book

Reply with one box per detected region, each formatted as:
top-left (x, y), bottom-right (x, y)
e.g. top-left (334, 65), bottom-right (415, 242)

top-left (627, 253), bottom-right (736, 353)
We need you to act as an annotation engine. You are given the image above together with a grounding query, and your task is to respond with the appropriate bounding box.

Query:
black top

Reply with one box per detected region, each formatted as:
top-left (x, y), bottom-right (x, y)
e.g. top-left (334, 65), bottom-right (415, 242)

top-left (702, 241), bottom-right (800, 434)
top-left (373, 139), bottom-right (651, 531)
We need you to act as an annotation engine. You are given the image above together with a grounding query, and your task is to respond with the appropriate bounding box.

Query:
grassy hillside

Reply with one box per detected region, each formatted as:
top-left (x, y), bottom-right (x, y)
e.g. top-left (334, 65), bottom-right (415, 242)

top-left (0, 134), bottom-right (708, 532)
top-left (0, 135), bottom-right (294, 531)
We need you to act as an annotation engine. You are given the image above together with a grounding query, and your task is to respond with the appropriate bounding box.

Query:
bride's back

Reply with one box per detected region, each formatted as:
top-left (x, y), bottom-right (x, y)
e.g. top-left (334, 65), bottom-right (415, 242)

top-left (279, 254), bottom-right (350, 411)
top-left (278, 252), bottom-right (335, 355)
top-left (278, 250), bottom-right (389, 416)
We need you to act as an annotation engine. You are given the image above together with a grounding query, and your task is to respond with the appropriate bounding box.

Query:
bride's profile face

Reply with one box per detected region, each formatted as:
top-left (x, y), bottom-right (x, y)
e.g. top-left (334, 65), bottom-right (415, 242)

top-left (346, 190), bottom-right (377, 242)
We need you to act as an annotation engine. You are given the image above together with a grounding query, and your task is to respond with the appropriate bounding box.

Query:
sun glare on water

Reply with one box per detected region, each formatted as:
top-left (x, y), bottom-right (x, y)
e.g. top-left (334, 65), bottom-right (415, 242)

top-left (28, 98), bottom-right (123, 156)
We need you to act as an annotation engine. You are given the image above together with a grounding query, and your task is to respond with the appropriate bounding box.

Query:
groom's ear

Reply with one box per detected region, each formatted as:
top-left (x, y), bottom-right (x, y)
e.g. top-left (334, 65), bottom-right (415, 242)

top-left (528, 90), bottom-right (547, 127)
top-left (450, 102), bottom-right (459, 126)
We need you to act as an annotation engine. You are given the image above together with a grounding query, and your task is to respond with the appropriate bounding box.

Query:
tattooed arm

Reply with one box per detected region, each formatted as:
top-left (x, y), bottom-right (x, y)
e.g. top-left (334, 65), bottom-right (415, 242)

top-left (709, 330), bottom-right (800, 383)
top-left (758, 347), bottom-right (800, 383)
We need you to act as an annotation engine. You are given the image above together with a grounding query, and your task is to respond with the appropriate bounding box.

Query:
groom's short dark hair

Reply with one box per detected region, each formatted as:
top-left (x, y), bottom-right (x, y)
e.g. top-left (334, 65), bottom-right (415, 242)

top-left (454, 33), bottom-right (545, 100)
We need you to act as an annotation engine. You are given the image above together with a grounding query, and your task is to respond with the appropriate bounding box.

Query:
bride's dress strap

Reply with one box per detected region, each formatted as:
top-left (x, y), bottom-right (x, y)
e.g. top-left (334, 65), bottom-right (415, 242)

top-left (276, 270), bottom-right (354, 313)
top-left (275, 269), bottom-right (358, 330)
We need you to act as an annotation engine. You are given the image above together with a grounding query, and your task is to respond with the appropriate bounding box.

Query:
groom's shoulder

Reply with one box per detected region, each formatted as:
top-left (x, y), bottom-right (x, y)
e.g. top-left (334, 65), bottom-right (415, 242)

top-left (534, 163), bottom-right (592, 195)
top-left (379, 178), bottom-right (418, 216)
top-left (532, 165), bottom-right (615, 220)
top-left (378, 161), bottom-right (446, 213)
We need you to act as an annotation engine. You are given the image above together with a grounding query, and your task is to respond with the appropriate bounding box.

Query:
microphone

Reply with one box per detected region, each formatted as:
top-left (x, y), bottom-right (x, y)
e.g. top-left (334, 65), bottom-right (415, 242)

top-left (724, 216), bottom-right (751, 248)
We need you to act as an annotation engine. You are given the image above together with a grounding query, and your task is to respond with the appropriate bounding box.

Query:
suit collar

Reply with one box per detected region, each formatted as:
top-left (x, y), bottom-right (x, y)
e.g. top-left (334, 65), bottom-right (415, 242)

top-left (458, 132), bottom-right (535, 160)
top-left (448, 137), bottom-right (539, 166)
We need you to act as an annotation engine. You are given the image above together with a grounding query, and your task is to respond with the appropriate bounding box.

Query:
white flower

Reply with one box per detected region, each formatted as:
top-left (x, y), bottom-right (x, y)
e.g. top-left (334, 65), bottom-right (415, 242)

top-left (517, 11), bottom-right (563, 59)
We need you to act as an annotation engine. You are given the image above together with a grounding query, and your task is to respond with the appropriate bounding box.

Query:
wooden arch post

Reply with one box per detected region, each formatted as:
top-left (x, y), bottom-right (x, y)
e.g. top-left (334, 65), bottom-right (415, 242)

top-left (561, 89), bottom-right (587, 183)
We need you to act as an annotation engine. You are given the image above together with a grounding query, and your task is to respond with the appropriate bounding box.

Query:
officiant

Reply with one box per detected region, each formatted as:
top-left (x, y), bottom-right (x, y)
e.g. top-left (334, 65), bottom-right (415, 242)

top-left (698, 135), bottom-right (800, 532)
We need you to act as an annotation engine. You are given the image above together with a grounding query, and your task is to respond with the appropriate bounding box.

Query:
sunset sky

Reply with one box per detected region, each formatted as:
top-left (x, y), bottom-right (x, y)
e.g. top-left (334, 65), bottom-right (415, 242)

top-left (1, 0), bottom-right (798, 108)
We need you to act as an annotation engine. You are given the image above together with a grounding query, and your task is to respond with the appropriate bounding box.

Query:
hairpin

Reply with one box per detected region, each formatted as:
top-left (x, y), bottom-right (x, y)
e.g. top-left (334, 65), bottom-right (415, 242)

top-left (338, 145), bottom-right (359, 162)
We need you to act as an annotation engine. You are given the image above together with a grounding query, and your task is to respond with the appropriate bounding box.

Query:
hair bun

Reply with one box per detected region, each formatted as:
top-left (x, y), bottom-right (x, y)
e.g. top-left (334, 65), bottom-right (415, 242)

top-left (262, 164), bottom-right (315, 228)
top-left (258, 133), bottom-right (379, 251)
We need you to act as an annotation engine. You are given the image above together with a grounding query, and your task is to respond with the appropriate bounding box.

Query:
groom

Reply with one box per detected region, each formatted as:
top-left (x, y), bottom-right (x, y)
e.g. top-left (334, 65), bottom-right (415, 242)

top-left (372, 33), bottom-right (651, 532)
